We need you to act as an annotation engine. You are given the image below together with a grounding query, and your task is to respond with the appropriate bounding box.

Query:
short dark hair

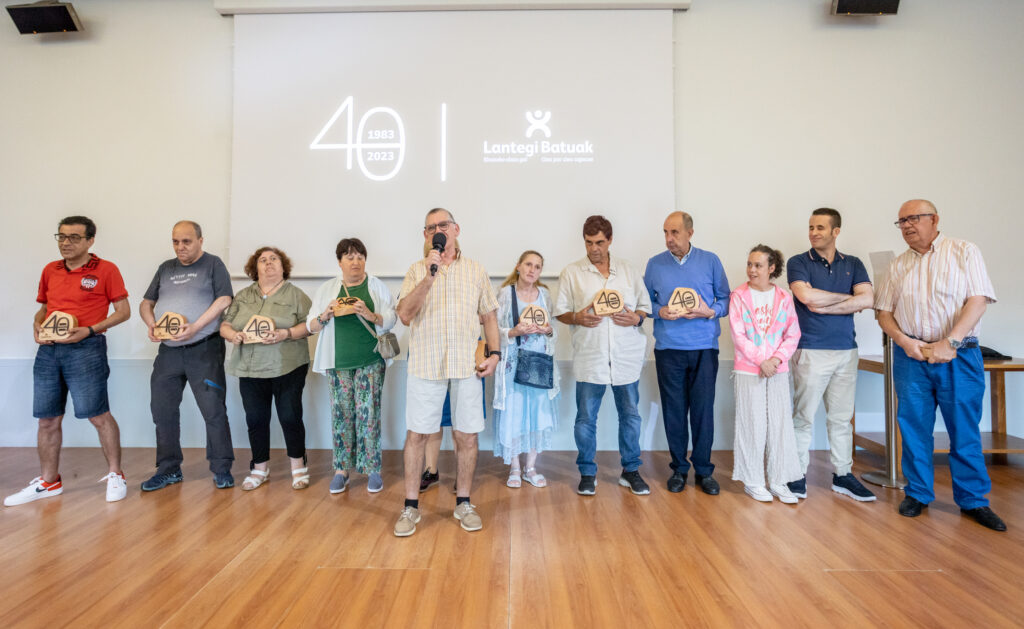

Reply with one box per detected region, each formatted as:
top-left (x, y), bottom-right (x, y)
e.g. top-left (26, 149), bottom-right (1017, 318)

top-left (583, 215), bottom-right (612, 240)
top-left (811, 207), bottom-right (841, 230)
top-left (59, 216), bottom-right (96, 240)
top-left (336, 237), bottom-right (368, 260)
top-left (750, 244), bottom-right (784, 279)
top-left (244, 246), bottom-right (292, 281)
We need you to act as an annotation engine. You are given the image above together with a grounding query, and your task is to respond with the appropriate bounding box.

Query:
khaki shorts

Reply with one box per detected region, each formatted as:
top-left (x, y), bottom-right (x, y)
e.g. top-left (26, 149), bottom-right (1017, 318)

top-left (405, 374), bottom-right (485, 434)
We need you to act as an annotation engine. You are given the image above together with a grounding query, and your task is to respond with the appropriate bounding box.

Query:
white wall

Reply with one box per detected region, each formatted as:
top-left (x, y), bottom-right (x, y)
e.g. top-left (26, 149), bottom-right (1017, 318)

top-left (1, 0), bottom-right (1022, 454)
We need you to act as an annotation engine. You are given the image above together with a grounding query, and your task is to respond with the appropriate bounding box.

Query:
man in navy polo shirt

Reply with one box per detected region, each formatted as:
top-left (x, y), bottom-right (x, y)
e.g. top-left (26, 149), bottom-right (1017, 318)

top-left (644, 211), bottom-right (730, 495)
top-left (786, 208), bottom-right (875, 502)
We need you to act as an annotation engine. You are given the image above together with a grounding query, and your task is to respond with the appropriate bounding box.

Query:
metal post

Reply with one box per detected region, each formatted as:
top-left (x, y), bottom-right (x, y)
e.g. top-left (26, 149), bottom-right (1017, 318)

top-left (863, 334), bottom-right (907, 488)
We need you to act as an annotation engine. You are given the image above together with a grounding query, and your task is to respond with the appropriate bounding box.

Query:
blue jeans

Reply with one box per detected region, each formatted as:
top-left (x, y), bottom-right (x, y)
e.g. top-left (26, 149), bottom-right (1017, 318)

top-left (574, 381), bottom-right (643, 476)
top-left (33, 334), bottom-right (110, 419)
top-left (893, 345), bottom-right (990, 509)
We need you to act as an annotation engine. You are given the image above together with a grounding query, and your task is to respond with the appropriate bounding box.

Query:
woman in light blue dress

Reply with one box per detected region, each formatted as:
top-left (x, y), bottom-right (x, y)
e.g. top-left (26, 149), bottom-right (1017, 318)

top-left (493, 250), bottom-right (560, 488)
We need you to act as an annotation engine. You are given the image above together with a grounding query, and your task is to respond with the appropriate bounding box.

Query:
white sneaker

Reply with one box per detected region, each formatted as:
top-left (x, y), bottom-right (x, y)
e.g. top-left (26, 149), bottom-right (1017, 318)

top-left (4, 476), bottom-right (63, 506)
top-left (769, 484), bottom-right (798, 504)
top-left (100, 472), bottom-right (127, 502)
top-left (744, 485), bottom-right (773, 502)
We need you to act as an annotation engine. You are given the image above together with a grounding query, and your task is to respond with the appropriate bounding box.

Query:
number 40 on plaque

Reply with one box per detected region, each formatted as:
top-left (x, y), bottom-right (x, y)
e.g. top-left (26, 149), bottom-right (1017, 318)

top-left (38, 310), bottom-right (78, 341)
top-left (521, 305), bottom-right (549, 327)
top-left (153, 312), bottom-right (187, 340)
top-left (242, 315), bottom-right (276, 343)
top-left (592, 289), bottom-right (624, 316)
top-left (668, 287), bottom-right (700, 314)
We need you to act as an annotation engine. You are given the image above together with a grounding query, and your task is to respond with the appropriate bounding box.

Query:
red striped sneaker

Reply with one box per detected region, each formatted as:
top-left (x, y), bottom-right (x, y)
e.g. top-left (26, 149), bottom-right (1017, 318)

top-left (4, 476), bottom-right (63, 506)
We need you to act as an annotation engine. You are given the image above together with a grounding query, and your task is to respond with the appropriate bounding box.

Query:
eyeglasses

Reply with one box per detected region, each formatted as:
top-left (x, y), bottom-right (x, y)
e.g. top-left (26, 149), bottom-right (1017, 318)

top-left (54, 234), bottom-right (85, 244)
top-left (424, 220), bottom-right (455, 234)
top-left (894, 213), bottom-right (935, 227)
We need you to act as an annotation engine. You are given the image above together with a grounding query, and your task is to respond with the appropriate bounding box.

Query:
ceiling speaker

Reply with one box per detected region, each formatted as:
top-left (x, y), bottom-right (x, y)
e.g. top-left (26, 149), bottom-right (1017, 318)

top-left (6, 1), bottom-right (82, 34)
top-left (831, 0), bottom-right (899, 15)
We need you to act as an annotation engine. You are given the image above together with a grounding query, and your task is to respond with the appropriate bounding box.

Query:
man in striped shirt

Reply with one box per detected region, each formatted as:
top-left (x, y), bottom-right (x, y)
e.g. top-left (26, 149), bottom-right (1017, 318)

top-left (875, 199), bottom-right (1006, 531)
top-left (393, 208), bottom-right (501, 537)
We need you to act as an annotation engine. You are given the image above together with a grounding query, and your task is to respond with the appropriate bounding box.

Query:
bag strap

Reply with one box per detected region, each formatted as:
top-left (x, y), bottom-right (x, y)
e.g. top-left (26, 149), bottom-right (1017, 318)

top-left (342, 282), bottom-right (380, 340)
top-left (510, 286), bottom-right (521, 347)
top-left (354, 313), bottom-right (379, 339)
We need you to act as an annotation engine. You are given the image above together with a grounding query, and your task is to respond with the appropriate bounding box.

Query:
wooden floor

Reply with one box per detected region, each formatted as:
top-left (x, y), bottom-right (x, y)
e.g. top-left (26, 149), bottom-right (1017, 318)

top-left (1, 448), bottom-right (1023, 628)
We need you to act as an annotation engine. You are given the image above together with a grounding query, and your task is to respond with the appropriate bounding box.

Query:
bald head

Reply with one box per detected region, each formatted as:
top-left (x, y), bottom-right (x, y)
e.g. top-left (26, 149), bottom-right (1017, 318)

top-left (666, 211), bottom-right (693, 231)
top-left (900, 199), bottom-right (937, 216)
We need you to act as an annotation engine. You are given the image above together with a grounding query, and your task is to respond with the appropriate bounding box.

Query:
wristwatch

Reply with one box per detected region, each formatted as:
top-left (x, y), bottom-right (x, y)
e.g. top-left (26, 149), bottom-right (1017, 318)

top-left (948, 337), bottom-right (963, 350)
top-left (485, 350), bottom-right (502, 359)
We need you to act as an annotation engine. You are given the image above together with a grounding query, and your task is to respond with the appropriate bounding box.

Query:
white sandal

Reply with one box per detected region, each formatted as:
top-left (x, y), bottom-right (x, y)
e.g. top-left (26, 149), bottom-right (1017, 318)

top-left (242, 468), bottom-right (269, 491)
top-left (523, 467), bottom-right (547, 488)
top-left (291, 467), bottom-right (310, 490)
top-left (506, 469), bottom-right (522, 488)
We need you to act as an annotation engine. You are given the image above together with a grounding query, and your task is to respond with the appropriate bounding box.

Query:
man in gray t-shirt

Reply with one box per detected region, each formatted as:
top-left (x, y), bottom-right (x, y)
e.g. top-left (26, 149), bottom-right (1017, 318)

top-left (139, 220), bottom-right (235, 491)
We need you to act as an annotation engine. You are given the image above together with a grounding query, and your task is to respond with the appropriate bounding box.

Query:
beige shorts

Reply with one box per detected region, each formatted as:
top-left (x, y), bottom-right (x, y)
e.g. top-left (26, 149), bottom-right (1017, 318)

top-left (405, 374), bottom-right (485, 434)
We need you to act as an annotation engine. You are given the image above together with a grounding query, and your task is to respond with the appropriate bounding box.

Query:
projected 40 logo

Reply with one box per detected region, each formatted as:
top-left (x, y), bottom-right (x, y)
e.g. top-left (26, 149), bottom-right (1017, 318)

top-left (310, 96), bottom-right (406, 181)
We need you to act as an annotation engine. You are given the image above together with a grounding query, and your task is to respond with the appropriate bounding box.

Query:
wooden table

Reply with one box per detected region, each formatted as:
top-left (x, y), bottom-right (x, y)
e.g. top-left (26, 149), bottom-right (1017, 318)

top-left (855, 355), bottom-right (1024, 464)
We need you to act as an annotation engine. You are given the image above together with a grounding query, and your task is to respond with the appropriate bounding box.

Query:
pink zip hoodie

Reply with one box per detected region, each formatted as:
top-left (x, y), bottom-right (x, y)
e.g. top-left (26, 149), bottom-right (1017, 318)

top-left (729, 282), bottom-right (801, 375)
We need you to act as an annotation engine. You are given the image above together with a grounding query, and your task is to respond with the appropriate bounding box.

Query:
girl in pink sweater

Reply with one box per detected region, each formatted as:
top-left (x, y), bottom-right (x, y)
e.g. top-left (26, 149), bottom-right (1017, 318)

top-left (729, 245), bottom-right (803, 504)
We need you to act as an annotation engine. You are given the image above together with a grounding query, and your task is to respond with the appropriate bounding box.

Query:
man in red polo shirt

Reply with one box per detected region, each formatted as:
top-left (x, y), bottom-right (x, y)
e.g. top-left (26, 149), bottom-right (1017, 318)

top-left (4, 216), bottom-right (131, 506)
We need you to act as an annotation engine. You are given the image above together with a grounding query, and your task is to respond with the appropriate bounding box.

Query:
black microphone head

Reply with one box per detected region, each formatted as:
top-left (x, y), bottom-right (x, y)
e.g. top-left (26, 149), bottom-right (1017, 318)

top-left (432, 232), bottom-right (447, 250)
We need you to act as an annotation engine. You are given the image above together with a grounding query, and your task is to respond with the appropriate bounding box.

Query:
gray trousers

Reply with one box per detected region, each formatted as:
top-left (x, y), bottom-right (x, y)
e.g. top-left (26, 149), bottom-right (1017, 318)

top-left (151, 334), bottom-right (234, 475)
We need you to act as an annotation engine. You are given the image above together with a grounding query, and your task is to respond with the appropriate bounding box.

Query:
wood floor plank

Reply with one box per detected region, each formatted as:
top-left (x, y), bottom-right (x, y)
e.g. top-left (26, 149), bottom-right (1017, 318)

top-left (1, 448), bottom-right (1023, 627)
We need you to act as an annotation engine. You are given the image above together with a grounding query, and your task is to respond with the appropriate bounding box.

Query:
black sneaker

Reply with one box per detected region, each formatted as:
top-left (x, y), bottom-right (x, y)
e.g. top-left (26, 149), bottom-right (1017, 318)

top-left (787, 476), bottom-right (807, 499)
top-left (577, 475), bottom-right (597, 496)
top-left (618, 470), bottom-right (650, 495)
top-left (831, 473), bottom-right (876, 502)
top-left (419, 469), bottom-right (439, 493)
top-left (140, 469), bottom-right (183, 492)
top-left (214, 472), bottom-right (235, 489)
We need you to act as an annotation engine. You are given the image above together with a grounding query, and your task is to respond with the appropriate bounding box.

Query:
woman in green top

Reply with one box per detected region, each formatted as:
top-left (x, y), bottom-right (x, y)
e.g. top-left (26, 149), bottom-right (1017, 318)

top-left (307, 238), bottom-right (397, 494)
top-left (220, 246), bottom-right (312, 491)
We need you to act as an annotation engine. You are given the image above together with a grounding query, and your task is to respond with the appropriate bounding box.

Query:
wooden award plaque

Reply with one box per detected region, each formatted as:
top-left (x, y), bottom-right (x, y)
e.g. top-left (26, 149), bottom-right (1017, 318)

top-left (592, 289), bottom-right (624, 316)
top-left (668, 287), bottom-right (700, 314)
top-left (332, 297), bottom-right (359, 317)
top-left (475, 340), bottom-right (488, 368)
top-left (153, 311), bottom-right (187, 340)
top-left (520, 305), bottom-right (550, 327)
top-left (241, 314), bottom-right (276, 344)
top-left (38, 311), bottom-right (78, 341)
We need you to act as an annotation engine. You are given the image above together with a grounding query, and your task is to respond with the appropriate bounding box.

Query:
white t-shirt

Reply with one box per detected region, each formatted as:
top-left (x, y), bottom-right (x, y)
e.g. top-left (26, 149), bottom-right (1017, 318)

top-left (750, 287), bottom-right (775, 334)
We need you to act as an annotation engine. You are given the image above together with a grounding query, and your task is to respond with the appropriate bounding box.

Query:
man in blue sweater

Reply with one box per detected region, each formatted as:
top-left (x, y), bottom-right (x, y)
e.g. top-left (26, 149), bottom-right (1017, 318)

top-left (644, 211), bottom-right (730, 494)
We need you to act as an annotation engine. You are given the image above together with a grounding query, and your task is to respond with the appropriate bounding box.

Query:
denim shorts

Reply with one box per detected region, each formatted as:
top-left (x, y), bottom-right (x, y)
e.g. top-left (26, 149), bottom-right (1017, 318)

top-left (33, 334), bottom-right (111, 419)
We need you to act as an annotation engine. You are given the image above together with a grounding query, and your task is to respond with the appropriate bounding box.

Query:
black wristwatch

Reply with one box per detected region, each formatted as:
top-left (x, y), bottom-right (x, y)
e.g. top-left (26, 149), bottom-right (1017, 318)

top-left (485, 350), bottom-right (502, 359)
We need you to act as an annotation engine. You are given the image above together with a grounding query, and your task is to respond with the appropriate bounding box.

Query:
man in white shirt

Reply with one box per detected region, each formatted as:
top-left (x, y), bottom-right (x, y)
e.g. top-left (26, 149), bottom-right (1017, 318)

top-left (554, 215), bottom-right (652, 496)
top-left (875, 199), bottom-right (1005, 532)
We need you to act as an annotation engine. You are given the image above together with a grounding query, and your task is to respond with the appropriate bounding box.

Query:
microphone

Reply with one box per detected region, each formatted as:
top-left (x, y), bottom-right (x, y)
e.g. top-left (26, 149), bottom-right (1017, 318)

top-left (430, 232), bottom-right (447, 276)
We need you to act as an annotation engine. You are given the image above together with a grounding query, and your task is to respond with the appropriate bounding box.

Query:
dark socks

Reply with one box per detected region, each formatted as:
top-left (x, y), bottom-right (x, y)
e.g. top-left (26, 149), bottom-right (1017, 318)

top-left (405, 498), bottom-right (419, 509)
top-left (456, 496), bottom-right (470, 506)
